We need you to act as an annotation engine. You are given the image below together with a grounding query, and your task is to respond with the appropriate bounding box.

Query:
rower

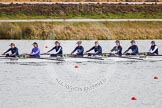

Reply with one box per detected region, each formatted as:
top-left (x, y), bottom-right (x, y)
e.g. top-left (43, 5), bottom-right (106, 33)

top-left (148, 41), bottom-right (159, 55)
top-left (71, 41), bottom-right (84, 57)
top-left (47, 41), bottom-right (63, 57)
top-left (124, 40), bottom-right (139, 55)
top-left (86, 41), bottom-right (102, 56)
top-left (2, 43), bottom-right (19, 57)
top-left (110, 40), bottom-right (122, 57)
top-left (30, 42), bottom-right (40, 58)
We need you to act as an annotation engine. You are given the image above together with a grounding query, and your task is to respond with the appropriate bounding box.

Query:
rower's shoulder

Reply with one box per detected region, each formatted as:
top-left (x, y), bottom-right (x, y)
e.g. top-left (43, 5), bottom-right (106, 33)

top-left (119, 45), bottom-right (122, 48)
top-left (98, 45), bottom-right (102, 47)
top-left (135, 45), bottom-right (139, 47)
top-left (15, 47), bottom-right (18, 49)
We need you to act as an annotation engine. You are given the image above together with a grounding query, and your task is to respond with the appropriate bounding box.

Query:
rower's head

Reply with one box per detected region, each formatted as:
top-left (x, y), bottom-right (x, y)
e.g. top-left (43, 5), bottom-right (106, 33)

top-left (9, 43), bottom-right (15, 48)
top-left (76, 41), bottom-right (82, 46)
top-left (32, 42), bottom-right (38, 48)
top-left (55, 41), bottom-right (60, 46)
top-left (115, 40), bottom-right (120, 46)
top-left (95, 41), bottom-right (99, 47)
top-left (130, 40), bottom-right (135, 45)
top-left (151, 41), bottom-right (155, 46)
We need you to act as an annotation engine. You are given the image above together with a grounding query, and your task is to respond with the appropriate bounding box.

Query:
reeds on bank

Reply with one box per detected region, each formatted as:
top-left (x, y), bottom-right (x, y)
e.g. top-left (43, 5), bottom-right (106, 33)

top-left (0, 22), bottom-right (162, 40)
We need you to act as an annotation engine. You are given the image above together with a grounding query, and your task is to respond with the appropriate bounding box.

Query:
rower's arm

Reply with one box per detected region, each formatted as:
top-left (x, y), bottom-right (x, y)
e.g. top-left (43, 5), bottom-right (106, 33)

top-left (124, 47), bottom-right (131, 53)
top-left (77, 47), bottom-right (84, 55)
top-left (3, 48), bottom-right (11, 54)
top-left (47, 47), bottom-right (56, 53)
top-left (86, 46), bottom-right (94, 52)
top-left (117, 46), bottom-right (122, 53)
top-left (95, 46), bottom-right (102, 54)
top-left (132, 47), bottom-right (138, 54)
top-left (71, 47), bottom-right (77, 54)
top-left (150, 46), bottom-right (158, 53)
top-left (55, 47), bottom-right (62, 54)
top-left (149, 47), bottom-right (152, 52)
top-left (111, 46), bottom-right (116, 52)
top-left (12, 48), bottom-right (18, 56)
top-left (31, 49), bottom-right (40, 55)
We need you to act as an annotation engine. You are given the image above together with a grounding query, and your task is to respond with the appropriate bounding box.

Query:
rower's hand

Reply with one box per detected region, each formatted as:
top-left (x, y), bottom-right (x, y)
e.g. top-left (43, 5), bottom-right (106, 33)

top-left (111, 52), bottom-right (114, 54)
top-left (44, 52), bottom-right (49, 55)
top-left (2, 53), bottom-right (5, 55)
top-left (111, 51), bottom-right (115, 54)
top-left (71, 54), bottom-right (76, 57)
top-left (123, 52), bottom-right (126, 55)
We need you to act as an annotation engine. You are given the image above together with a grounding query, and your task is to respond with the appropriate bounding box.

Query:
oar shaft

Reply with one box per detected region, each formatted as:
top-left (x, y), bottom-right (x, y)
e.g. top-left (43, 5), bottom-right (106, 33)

top-left (0, 56), bottom-right (5, 57)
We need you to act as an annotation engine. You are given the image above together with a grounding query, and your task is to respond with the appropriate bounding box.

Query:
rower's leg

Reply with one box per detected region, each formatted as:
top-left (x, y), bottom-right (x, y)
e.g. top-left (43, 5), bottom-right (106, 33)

top-left (5, 54), bottom-right (10, 57)
top-left (29, 55), bottom-right (35, 58)
top-left (50, 54), bottom-right (57, 57)
top-left (126, 53), bottom-right (131, 55)
top-left (88, 53), bottom-right (92, 56)
top-left (10, 55), bottom-right (16, 57)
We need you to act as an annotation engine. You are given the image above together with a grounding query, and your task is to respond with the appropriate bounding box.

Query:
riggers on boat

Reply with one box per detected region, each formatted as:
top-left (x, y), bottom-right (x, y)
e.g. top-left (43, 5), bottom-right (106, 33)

top-left (1, 54), bottom-right (162, 63)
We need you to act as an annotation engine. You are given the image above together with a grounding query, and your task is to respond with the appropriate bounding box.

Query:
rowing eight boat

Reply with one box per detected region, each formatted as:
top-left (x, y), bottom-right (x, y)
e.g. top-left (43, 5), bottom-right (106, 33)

top-left (0, 55), bottom-right (162, 63)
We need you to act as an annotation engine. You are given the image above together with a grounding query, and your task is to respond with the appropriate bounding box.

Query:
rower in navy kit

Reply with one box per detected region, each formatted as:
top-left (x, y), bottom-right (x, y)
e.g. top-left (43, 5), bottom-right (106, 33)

top-left (86, 41), bottom-right (102, 56)
top-left (47, 41), bottom-right (63, 57)
top-left (71, 41), bottom-right (84, 57)
top-left (2, 43), bottom-right (19, 57)
top-left (148, 41), bottom-right (159, 55)
top-left (124, 40), bottom-right (139, 55)
top-left (30, 42), bottom-right (40, 58)
top-left (110, 40), bottom-right (122, 57)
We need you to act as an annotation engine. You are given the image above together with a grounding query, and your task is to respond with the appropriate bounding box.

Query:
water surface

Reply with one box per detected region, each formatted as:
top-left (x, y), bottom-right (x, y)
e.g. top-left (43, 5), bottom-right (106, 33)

top-left (0, 40), bottom-right (162, 108)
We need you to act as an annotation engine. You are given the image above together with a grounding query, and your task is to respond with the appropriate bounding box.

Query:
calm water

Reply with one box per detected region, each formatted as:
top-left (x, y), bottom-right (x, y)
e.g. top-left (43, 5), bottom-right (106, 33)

top-left (0, 40), bottom-right (162, 108)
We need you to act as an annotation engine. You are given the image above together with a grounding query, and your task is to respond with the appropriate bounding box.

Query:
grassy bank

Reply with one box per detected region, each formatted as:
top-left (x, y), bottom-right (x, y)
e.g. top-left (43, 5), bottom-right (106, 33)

top-left (0, 4), bottom-right (162, 19)
top-left (0, 22), bottom-right (162, 40)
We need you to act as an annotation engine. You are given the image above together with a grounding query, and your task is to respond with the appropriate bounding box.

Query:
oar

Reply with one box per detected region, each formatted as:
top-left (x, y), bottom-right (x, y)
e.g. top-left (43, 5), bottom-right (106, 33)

top-left (119, 56), bottom-right (144, 61)
top-left (69, 55), bottom-right (104, 60)
top-left (41, 53), bottom-right (69, 58)
top-left (102, 52), bottom-right (144, 60)
top-left (20, 53), bottom-right (30, 56)
top-left (83, 56), bottom-right (104, 60)
top-left (139, 52), bottom-right (149, 55)
top-left (0, 55), bottom-right (5, 57)
top-left (19, 54), bottom-right (30, 58)
top-left (38, 57), bottom-right (65, 61)
top-left (40, 53), bottom-right (50, 55)
top-left (145, 54), bottom-right (162, 57)
top-left (139, 52), bottom-right (162, 57)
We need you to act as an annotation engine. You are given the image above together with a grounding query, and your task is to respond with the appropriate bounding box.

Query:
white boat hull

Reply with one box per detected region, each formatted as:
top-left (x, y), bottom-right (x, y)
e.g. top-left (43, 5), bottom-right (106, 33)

top-left (103, 57), bottom-right (140, 62)
top-left (144, 56), bottom-right (162, 61)
top-left (1, 56), bottom-right (162, 63)
top-left (0, 58), bottom-right (62, 63)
